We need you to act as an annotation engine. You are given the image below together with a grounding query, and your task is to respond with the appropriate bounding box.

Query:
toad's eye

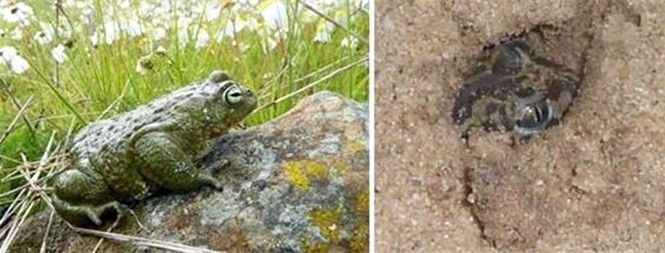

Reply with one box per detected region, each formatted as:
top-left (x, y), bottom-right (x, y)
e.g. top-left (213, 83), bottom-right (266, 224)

top-left (222, 85), bottom-right (243, 104)
top-left (516, 102), bottom-right (550, 129)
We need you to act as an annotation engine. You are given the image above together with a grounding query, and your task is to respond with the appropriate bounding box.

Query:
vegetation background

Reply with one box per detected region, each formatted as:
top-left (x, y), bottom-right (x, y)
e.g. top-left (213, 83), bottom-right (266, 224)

top-left (0, 0), bottom-right (368, 240)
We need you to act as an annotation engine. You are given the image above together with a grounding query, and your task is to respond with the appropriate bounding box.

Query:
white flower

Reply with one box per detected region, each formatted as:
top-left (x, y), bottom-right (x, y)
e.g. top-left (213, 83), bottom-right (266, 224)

top-left (34, 22), bottom-right (55, 44)
top-left (101, 5), bottom-right (115, 19)
top-left (152, 26), bottom-right (167, 41)
top-left (90, 31), bottom-right (99, 46)
top-left (177, 16), bottom-right (193, 29)
top-left (191, 2), bottom-right (204, 15)
top-left (216, 25), bottom-right (232, 42)
top-left (260, 1), bottom-right (288, 31)
top-left (195, 30), bottom-right (209, 49)
top-left (238, 0), bottom-right (259, 7)
top-left (341, 36), bottom-right (359, 48)
top-left (314, 22), bottom-right (334, 43)
top-left (262, 37), bottom-right (278, 53)
top-left (76, 0), bottom-right (92, 10)
top-left (178, 28), bottom-right (189, 46)
top-left (1, 2), bottom-right (34, 26)
top-left (10, 55), bottom-right (29, 74)
top-left (0, 47), bottom-right (30, 74)
top-left (10, 28), bottom-right (23, 40)
top-left (205, 3), bottom-right (221, 21)
top-left (51, 44), bottom-right (68, 63)
top-left (123, 17), bottom-right (143, 38)
top-left (152, 1), bottom-right (171, 16)
top-left (34, 32), bottom-right (50, 44)
top-left (300, 0), bottom-right (328, 23)
top-left (103, 20), bottom-right (120, 45)
top-left (314, 30), bottom-right (331, 43)
top-left (138, 1), bottom-right (154, 16)
top-left (244, 18), bottom-right (259, 31)
top-left (0, 47), bottom-right (18, 61)
top-left (216, 20), bottom-right (246, 42)
top-left (320, 0), bottom-right (338, 5)
top-left (234, 20), bottom-right (248, 33)
top-left (118, 0), bottom-right (131, 9)
top-left (62, 0), bottom-right (76, 8)
top-left (80, 5), bottom-right (92, 16)
top-left (155, 46), bottom-right (166, 54)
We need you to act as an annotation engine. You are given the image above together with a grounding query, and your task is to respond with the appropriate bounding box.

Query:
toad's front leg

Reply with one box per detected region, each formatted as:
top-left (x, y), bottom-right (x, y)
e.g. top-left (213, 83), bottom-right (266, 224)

top-left (134, 132), bottom-right (223, 193)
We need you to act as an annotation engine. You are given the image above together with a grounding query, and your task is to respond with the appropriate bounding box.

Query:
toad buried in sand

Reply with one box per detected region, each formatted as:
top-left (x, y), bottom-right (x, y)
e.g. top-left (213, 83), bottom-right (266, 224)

top-left (451, 40), bottom-right (580, 141)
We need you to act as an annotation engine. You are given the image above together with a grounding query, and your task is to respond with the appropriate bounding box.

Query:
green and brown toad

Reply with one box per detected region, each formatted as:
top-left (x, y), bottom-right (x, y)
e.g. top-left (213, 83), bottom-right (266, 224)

top-left (451, 40), bottom-right (579, 140)
top-left (52, 70), bottom-right (257, 226)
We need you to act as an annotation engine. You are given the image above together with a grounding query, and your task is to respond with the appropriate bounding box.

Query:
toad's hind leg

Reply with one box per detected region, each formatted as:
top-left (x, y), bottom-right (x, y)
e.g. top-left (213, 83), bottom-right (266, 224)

top-left (53, 169), bottom-right (122, 226)
top-left (134, 132), bottom-right (223, 193)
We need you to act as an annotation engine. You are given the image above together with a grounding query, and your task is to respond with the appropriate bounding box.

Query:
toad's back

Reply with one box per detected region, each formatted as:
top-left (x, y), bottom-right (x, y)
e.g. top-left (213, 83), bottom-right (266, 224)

top-left (69, 82), bottom-right (217, 200)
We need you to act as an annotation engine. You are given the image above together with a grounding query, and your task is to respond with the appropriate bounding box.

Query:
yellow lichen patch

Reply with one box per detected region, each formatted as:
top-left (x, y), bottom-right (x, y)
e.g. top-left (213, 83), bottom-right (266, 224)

top-left (284, 161), bottom-right (310, 191)
top-left (331, 159), bottom-right (350, 175)
top-left (304, 190), bottom-right (369, 252)
top-left (303, 160), bottom-right (328, 179)
top-left (302, 240), bottom-right (328, 253)
top-left (350, 188), bottom-right (370, 252)
top-left (283, 160), bottom-right (329, 192)
top-left (309, 208), bottom-right (343, 242)
top-left (356, 188), bottom-right (369, 215)
top-left (344, 139), bottom-right (367, 156)
top-left (350, 222), bottom-right (369, 253)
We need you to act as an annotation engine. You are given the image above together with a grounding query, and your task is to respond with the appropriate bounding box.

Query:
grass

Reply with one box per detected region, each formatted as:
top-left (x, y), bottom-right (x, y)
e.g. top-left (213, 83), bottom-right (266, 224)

top-left (0, 0), bottom-right (368, 249)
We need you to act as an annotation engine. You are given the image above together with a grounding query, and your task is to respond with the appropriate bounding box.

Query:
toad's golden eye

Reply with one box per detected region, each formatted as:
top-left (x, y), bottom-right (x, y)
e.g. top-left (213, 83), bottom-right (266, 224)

top-left (223, 84), bottom-right (243, 104)
top-left (516, 102), bottom-right (549, 129)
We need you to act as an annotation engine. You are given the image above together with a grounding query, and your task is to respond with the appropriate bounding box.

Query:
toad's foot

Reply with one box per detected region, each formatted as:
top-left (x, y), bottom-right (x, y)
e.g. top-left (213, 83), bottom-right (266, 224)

top-left (53, 196), bottom-right (122, 227)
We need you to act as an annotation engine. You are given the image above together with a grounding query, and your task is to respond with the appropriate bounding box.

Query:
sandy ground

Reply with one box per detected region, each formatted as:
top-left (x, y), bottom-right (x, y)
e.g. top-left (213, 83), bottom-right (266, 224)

top-left (375, 0), bottom-right (665, 251)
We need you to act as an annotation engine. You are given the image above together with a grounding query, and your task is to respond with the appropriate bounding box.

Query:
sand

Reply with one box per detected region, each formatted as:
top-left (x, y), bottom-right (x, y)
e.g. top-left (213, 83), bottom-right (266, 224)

top-left (375, 0), bottom-right (665, 251)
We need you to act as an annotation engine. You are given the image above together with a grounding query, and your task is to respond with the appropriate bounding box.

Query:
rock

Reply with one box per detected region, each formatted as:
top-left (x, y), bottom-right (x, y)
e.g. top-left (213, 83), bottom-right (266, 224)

top-left (9, 91), bottom-right (369, 252)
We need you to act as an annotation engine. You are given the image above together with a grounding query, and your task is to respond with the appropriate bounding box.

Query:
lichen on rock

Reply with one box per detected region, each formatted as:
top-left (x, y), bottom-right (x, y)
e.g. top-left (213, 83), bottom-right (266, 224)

top-left (9, 91), bottom-right (369, 252)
